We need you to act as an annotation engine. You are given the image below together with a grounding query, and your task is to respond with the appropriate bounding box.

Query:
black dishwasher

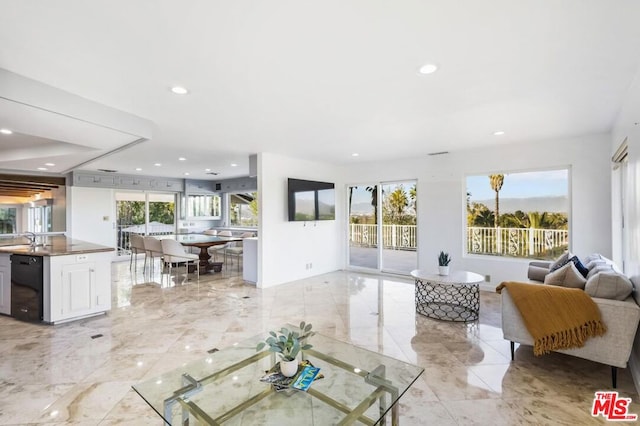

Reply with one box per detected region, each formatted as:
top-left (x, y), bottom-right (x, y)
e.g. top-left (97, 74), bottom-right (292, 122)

top-left (11, 254), bottom-right (44, 322)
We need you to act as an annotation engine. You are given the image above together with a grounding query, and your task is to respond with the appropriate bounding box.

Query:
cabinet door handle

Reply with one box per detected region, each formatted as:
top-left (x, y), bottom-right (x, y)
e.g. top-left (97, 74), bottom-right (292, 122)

top-left (89, 269), bottom-right (95, 272)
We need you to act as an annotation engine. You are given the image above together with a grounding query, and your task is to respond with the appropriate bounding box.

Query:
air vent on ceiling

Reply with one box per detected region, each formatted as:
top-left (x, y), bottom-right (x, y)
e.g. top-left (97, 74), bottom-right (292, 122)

top-left (206, 172), bottom-right (220, 175)
top-left (98, 168), bottom-right (118, 173)
top-left (427, 151), bottom-right (449, 156)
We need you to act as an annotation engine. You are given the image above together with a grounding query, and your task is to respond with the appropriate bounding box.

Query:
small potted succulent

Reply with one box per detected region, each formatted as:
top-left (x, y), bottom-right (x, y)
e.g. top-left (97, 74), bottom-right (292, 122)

top-left (438, 251), bottom-right (451, 276)
top-left (256, 321), bottom-right (315, 377)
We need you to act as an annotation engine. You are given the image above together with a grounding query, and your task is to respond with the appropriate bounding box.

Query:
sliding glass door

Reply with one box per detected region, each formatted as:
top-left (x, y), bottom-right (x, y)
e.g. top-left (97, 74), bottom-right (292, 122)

top-left (347, 181), bottom-right (417, 275)
top-left (381, 181), bottom-right (417, 274)
top-left (348, 185), bottom-right (379, 269)
top-left (115, 192), bottom-right (176, 256)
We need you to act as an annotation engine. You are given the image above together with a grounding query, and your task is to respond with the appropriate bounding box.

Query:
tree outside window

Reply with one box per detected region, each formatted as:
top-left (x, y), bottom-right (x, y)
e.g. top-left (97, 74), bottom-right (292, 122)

top-left (466, 169), bottom-right (569, 260)
top-left (230, 192), bottom-right (258, 226)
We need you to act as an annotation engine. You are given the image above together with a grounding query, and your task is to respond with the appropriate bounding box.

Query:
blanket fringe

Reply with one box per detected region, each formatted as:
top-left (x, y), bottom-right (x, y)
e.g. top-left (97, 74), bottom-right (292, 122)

top-left (533, 320), bottom-right (607, 356)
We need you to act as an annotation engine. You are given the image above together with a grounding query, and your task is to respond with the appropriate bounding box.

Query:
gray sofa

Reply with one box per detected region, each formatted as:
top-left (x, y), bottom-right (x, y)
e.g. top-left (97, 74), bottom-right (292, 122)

top-left (502, 255), bottom-right (640, 387)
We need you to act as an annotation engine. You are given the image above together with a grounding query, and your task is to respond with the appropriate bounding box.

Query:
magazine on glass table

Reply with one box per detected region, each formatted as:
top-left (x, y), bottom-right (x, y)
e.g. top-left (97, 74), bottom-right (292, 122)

top-left (260, 359), bottom-right (323, 392)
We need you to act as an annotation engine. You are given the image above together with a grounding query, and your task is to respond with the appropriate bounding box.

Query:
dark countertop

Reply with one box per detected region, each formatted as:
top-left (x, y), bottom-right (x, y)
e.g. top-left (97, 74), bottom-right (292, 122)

top-left (0, 235), bottom-right (114, 256)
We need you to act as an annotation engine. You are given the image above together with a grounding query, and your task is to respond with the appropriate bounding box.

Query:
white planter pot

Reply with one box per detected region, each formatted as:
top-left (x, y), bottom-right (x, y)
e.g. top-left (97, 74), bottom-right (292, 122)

top-left (438, 266), bottom-right (450, 276)
top-left (280, 359), bottom-right (299, 377)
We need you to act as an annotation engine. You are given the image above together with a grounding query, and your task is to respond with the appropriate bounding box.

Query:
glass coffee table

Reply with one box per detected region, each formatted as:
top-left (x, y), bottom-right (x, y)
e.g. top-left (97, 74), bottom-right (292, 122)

top-left (133, 327), bottom-right (423, 425)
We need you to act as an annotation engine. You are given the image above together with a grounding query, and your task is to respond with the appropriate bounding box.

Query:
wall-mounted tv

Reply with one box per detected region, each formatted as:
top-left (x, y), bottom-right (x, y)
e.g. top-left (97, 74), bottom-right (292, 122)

top-left (288, 178), bottom-right (335, 221)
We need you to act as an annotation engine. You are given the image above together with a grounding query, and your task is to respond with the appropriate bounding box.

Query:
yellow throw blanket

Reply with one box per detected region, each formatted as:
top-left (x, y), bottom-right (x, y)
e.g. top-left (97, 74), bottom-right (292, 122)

top-left (496, 281), bottom-right (607, 356)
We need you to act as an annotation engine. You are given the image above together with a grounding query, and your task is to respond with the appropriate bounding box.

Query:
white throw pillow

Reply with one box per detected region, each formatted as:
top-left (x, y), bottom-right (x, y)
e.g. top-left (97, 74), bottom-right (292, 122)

top-left (544, 262), bottom-right (587, 289)
top-left (585, 272), bottom-right (633, 300)
top-left (549, 251), bottom-right (573, 273)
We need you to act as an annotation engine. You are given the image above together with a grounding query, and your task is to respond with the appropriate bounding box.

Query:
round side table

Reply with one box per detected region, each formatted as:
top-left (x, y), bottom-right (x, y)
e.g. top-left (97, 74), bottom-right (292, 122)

top-left (410, 270), bottom-right (484, 322)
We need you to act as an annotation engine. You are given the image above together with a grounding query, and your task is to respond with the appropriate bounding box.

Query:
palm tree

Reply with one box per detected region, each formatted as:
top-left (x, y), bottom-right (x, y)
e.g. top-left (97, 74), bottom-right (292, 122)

top-left (489, 174), bottom-right (504, 228)
top-left (388, 186), bottom-right (408, 221)
top-left (409, 184), bottom-right (417, 215)
top-left (366, 185), bottom-right (378, 224)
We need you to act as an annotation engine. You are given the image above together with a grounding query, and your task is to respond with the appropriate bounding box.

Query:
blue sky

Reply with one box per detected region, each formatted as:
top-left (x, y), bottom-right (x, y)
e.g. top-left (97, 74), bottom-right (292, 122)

top-left (350, 182), bottom-right (414, 208)
top-left (466, 169), bottom-right (568, 200)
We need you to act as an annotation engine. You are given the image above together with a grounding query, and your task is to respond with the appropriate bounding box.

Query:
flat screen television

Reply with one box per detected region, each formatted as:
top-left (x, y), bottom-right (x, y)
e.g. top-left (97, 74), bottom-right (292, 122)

top-left (288, 178), bottom-right (335, 221)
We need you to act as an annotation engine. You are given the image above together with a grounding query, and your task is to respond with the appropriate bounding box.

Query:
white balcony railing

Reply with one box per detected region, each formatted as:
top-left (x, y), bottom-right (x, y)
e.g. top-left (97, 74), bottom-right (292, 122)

top-left (349, 224), bottom-right (569, 258)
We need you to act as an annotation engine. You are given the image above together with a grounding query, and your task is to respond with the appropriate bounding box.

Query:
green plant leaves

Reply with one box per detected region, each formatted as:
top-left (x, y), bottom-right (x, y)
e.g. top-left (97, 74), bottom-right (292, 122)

top-left (256, 322), bottom-right (315, 359)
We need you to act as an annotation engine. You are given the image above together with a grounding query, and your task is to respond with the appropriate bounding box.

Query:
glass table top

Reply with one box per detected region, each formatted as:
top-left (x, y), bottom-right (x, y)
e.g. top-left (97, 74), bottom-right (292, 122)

top-left (133, 327), bottom-right (424, 425)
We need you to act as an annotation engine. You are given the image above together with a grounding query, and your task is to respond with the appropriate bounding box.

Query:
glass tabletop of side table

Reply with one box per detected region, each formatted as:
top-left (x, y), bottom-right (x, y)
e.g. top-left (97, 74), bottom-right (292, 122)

top-left (132, 327), bottom-right (424, 425)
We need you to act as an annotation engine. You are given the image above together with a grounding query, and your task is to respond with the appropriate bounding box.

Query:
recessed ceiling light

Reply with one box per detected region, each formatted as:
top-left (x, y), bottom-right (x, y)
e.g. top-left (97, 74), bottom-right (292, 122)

top-left (154, 163), bottom-right (162, 167)
top-left (0, 128), bottom-right (13, 135)
top-left (493, 131), bottom-right (505, 136)
top-left (44, 163), bottom-right (55, 167)
top-left (178, 157), bottom-right (186, 161)
top-left (352, 153), bottom-right (359, 157)
top-left (184, 172), bottom-right (190, 176)
top-left (230, 163), bottom-right (237, 167)
top-left (135, 167), bottom-right (142, 171)
top-left (37, 167), bottom-right (47, 171)
top-left (419, 64), bottom-right (438, 75)
top-left (171, 86), bottom-right (189, 95)
top-left (205, 168), bottom-right (211, 172)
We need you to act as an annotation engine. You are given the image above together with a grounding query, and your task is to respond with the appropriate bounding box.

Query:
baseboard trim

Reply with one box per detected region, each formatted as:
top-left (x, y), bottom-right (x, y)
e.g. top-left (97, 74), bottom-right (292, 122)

top-left (628, 351), bottom-right (640, 396)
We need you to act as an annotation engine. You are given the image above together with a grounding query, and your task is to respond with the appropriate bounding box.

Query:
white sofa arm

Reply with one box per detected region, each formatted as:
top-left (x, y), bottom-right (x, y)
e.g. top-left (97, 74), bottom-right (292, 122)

top-left (502, 285), bottom-right (640, 369)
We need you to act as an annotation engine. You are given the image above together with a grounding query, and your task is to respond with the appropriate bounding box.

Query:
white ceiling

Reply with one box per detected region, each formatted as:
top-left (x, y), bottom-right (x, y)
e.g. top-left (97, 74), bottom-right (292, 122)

top-left (1, 1), bottom-right (640, 180)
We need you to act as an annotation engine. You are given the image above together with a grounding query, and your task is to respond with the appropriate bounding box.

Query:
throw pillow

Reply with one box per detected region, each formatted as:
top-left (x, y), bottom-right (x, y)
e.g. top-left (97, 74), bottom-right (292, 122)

top-left (586, 259), bottom-right (607, 271)
top-left (599, 255), bottom-right (623, 274)
top-left (584, 253), bottom-right (604, 265)
top-left (544, 262), bottom-right (587, 289)
top-left (585, 272), bottom-right (633, 300)
top-left (568, 256), bottom-right (589, 278)
top-left (587, 264), bottom-right (615, 280)
top-left (549, 251), bottom-right (572, 273)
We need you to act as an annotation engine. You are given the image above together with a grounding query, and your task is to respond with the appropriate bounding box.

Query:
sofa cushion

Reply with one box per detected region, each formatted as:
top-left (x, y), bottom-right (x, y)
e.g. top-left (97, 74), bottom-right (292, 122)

top-left (549, 251), bottom-right (572, 273)
top-left (585, 272), bottom-right (633, 300)
top-left (544, 262), bottom-right (587, 289)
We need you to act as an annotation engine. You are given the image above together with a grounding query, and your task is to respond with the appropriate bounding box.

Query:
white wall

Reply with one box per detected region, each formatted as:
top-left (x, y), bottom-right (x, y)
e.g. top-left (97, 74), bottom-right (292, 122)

top-left (67, 186), bottom-right (115, 247)
top-left (342, 134), bottom-right (612, 289)
top-left (612, 69), bottom-right (640, 394)
top-left (258, 152), bottom-right (344, 288)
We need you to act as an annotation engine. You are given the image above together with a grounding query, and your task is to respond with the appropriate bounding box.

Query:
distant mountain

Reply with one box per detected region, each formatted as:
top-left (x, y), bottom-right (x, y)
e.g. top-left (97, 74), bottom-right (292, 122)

top-left (472, 196), bottom-right (568, 214)
top-left (350, 202), bottom-right (374, 215)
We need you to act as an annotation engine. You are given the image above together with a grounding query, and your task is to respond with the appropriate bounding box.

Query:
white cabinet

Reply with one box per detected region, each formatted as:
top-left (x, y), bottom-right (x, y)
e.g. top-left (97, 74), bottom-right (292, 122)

top-left (46, 252), bottom-right (111, 324)
top-left (0, 254), bottom-right (10, 315)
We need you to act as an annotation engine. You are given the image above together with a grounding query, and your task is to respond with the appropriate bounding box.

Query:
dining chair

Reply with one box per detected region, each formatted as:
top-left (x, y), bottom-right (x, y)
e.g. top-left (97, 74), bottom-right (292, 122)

top-left (207, 230), bottom-right (232, 262)
top-left (143, 236), bottom-right (164, 280)
top-left (224, 232), bottom-right (255, 271)
top-left (129, 234), bottom-right (147, 273)
top-left (161, 238), bottom-right (200, 284)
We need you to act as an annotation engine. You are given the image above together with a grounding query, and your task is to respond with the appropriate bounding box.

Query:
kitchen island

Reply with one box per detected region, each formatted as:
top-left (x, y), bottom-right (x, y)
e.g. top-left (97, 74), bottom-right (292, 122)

top-left (0, 235), bottom-right (113, 324)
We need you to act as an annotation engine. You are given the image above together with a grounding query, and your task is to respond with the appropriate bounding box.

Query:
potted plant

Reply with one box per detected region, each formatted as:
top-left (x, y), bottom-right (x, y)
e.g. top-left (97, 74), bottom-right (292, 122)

top-left (438, 251), bottom-right (451, 276)
top-left (256, 321), bottom-right (315, 377)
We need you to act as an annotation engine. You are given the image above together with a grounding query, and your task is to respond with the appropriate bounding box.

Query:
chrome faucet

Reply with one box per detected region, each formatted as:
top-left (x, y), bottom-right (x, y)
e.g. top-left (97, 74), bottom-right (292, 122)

top-left (23, 232), bottom-right (36, 246)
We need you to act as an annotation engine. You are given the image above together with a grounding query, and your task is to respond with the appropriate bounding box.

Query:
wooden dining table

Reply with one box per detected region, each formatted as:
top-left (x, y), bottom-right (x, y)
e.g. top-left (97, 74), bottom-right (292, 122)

top-left (158, 234), bottom-right (241, 273)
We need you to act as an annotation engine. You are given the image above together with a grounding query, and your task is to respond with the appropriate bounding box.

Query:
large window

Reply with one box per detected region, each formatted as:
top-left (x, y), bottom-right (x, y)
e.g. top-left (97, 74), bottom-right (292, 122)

top-left (466, 169), bottom-right (569, 260)
top-left (230, 192), bottom-right (258, 227)
top-left (0, 207), bottom-right (17, 233)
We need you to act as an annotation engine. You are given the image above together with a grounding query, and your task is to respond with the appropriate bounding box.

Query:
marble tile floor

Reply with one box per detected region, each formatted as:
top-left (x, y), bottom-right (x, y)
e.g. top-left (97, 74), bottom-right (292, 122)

top-left (0, 261), bottom-right (638, 425)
